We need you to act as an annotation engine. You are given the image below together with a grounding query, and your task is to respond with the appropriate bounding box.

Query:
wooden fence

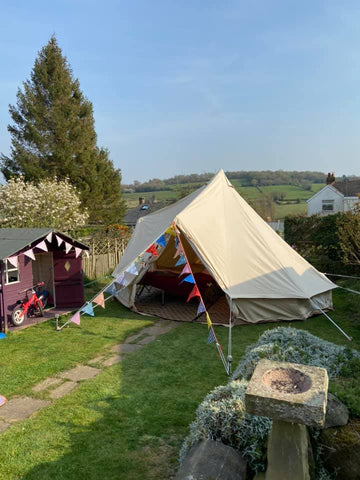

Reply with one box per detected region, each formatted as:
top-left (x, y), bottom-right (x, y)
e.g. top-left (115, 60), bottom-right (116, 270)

top-left (81, 234), bottom-right (131, 279)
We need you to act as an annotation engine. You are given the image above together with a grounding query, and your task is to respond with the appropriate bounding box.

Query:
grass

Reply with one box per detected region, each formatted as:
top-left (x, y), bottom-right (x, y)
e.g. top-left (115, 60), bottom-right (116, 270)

top-left (0, 283), bottom-right (358, 479)
top-left (123, 183), bottom-right (325, 219)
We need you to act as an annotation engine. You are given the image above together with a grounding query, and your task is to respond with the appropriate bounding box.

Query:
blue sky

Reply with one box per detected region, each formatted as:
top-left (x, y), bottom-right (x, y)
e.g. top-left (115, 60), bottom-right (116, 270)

top-left (1, 1), bottom-right (360, 183)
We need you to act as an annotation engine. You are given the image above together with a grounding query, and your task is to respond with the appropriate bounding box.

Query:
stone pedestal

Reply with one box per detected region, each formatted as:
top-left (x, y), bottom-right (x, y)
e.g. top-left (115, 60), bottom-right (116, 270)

top-left (266, 420), bottom-right (309, 480)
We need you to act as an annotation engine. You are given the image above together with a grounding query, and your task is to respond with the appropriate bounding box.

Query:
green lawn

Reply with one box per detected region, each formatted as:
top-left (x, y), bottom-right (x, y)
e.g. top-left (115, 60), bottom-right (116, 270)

top-left (0, 282), bottom-right (358, 479)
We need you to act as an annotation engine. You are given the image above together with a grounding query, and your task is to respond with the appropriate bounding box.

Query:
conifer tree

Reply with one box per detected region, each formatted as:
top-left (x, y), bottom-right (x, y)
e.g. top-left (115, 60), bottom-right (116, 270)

top-left (1, 35), bottom-right (125, 224)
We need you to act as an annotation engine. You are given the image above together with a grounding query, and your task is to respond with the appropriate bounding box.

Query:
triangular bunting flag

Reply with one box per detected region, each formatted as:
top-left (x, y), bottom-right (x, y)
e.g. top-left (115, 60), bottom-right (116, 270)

top-left (84, 250), bottom-right (89, 258)
top-left (207, 328), bottom-right (216, 344)
top-left (94, 293), bottom-right (105, 308)
top-left (180, 274), bottom-right (195, 284)
top-left (126, 264), bottom-right (138, 275)
top-left (146, 244), bottom-right (158, 257)
top-left (180, 264), bottom-right (191, 276)
top-left (206, 312), bottom-right (212, 329)
top-left (197, 302), bottom-right (206, 315)
top-left (65, 242), bottom-right (72, 254)
top-left (156, 234), bottom-right (166, 247)
top-left (70, 311), bottom-right (81, 325)
top-left (82, 303), bottom-right (94, 316)
top-left (106, 283), bottom-right (118, 296)
top-left (165, 225), bottom-right (176, 236)
top-left (75, 247), bottom-right (82, 258)
top-left (187, 285), bottom-right (200, 302)
top-left (175, 254), bottom-right (186, 266)
top-left (115, 273), bottom-right (125, 285)
top-left (56, 234), bottom-right (64, 246)
top-left (36, 240), bottom-right (48, 252)
top-left (175, 237), bottom-right (179, 248)
top-left (7, 256), bottom-right (18, 268)
top-left (46, 232), bottom-right (53, 243)
top-left (24, 249), bottom-right (35, 261)
top-left (173, 245), bottom-right (182, 258)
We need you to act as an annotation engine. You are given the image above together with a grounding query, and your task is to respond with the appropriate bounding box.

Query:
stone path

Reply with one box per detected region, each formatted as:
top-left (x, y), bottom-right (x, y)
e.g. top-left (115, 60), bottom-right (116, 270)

top-left (0, 319), bottom-right (178, 434)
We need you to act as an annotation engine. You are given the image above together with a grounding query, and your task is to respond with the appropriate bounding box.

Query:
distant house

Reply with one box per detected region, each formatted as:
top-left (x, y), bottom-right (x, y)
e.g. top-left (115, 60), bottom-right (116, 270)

top-left (307, 178), bottom-right (360, 216)
top-left (124, 197), bottom-right (169, 227)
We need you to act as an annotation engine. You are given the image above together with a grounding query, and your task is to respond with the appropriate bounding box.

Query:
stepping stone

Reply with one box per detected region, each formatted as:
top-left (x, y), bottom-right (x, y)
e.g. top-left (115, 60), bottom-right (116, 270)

top-left (111, 343), bottom-right (143, 354)
top-left (32, 377), bottom-right (63, 392)
top-left (137, 335), bottom-right (156, 345)
top-left (49, 381), bottom-right (77, 399)
top-left (142, 322), bottom-right (178, 336)
top-left (102, 355), bottom-right (122, 367)
top-left (59, 365), bottom-right (101, 382)
top-left (0, 397), bottom-right (50, 422)
top-left (88, 355), bottom-right (105, 365)
top-left (0, 421), bottom-right (10, 433)
top-left (125, 332), bottom-right (145, 344)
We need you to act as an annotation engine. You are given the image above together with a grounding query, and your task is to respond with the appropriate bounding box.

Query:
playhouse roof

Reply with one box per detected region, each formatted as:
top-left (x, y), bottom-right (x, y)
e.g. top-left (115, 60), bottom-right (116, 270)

top-left (0, 228), bottom-right (89, 260)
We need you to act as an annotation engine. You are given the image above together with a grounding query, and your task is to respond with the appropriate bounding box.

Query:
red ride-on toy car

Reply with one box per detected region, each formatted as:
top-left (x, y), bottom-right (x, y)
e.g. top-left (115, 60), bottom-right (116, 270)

top-left (11, 282), bottom-right (49, 327)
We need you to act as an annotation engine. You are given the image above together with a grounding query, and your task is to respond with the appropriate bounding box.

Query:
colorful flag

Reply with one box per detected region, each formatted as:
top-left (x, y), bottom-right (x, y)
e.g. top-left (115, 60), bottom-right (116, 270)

top-left (197, 301), bottom-right (206, 315)
top-left (24, 249), bottom-right (35, 261)
top-left (126, 264), bottom-right (138, 275)
top-left (94, 293), bottom-right (105, 308)
top-left (36, 240), bottom-right (48, 252)
top-left (75, 247), bottom-right (82, 258)
top-left (56, 234), bottom-right (64, 246)
top-left (82, 303), bottom-right (94, 316)
top-left (146, 244), bottom-right (158, 257)
top-left (173, 245), bottom-right (182, 258)
top-left (180, 264), bottom-right (191, 276)
top-left (180, 274), bottom-right (195, 284)
top-left (206, 312), bottom-right (212, 329)
top-left (106, 283), bottom-right (117, 296)
top-left (65, 242), bottom-right (72, 254)
top-left (156, 234), bottom-right (166, 247)
top-left (46, 232), bottom-right (53, 243)
top-left (165, 225), bottom-right (176, 236)
top-left (175, 237), bottom-right (179, 248)
top-left (115, 273), bottom-right (125, 284)
top-left (207, 328), bottom-right (216, 344)
top-left (175, 254), bottom-right (186, 266)
top-left (187, 285), bottom-right (200, 302)
top-left (70, 312), bottom-right (81, 325)
top-left (7, 256), bottom-right (18, 268)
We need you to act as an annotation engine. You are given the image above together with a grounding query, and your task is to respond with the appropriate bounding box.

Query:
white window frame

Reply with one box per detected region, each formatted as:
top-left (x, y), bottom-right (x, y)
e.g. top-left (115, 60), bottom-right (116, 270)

top-left (4, 260), bottom-right (20, 285)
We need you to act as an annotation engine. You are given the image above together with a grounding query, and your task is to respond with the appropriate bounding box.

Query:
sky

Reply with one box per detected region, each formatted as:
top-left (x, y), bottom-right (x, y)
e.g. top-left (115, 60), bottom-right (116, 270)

top-left (1, 1), bottom-right (360, 183)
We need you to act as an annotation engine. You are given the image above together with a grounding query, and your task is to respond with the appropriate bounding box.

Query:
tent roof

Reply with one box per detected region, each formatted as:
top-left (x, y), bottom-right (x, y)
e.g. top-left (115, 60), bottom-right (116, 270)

top-left (0, 228), bottom-right (89, 260)
top-left (114, 170), bottom-right (336, 300)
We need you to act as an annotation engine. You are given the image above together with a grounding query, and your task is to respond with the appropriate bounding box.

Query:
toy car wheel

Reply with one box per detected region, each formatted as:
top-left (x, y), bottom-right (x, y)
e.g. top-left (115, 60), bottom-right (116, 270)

top-left (11, 306), bottom-right (25, 326)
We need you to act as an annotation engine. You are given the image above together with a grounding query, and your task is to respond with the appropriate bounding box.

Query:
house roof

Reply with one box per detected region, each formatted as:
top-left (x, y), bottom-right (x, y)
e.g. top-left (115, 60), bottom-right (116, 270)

top-left (0, 228), bottom-right (89, 261)
top-left (333, 179), bottom-right (360, 197)
top-left (124, 202), bottom-right (170, 226)
top-left (306, 184), bottom-right (344, 203)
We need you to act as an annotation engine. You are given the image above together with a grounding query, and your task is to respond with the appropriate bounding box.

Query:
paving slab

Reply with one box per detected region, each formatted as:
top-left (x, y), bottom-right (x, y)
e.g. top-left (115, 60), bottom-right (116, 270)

top-left (141, 322), bottom-right (178, 336)
top-left (137, 335), bottom-right (157, 345)
top-left (102, 355), bottom-right (122, 367)
top-left (0, 420), bottom-right (10, 433)
top-left (32, 377), bottom-right (63, 392)
top-left (0, 397), bottom-right (50, 422)
top-left (111, 343), bottom-right (143, 354)
top-left (49, 381), bottom-right (78, 399)
top-left (59, 365), bottom-right (101, 382)
top-left (125, 332), bottom-right (145, 344)
top-left (88, 355), bottom-right (105, 365)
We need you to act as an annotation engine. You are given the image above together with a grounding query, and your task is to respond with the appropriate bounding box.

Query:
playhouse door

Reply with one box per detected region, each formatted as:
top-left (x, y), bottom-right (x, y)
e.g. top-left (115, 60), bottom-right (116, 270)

top-left (33, 252), bottom-right (55, 306)
top-left (53, 251), bottom-right (84, 308)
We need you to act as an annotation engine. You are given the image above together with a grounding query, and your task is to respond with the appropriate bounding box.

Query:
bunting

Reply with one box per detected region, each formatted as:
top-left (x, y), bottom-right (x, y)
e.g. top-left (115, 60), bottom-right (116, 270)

top-left (180, 264), bottom-right (191, 276)
top-left (207, 328), bottom-right (216, 344)
top-left (94, 293), bottom-right (105, 308)
top-left (7, 256), bottom-right (18, 268)
top-left (82, 303), bottom-right (94, 316)
top-left (106, 283), bottom-right (118, 296)
top-left (46, 232), bottom-right (53, 243)
top-left (165, 225), bottom-right (176, 236)
top-left (36, 240), bottom-right (48, 252)
top-left (187, 285), bottom-right (200, 302)
top-left (70, 312), bottom-right (81, 325)
top-left (24, 249), bottom-right (35, 261)
top-left (75, 247), bottom-right (82, 258)
top-left (197, 301), bottom-right (206, 315)
top-left (126, 264), bottom-right (138, 276)
top-left (115, 273), bottom-right (125, 285)
top-left (56, 235), bottom-right (64, 247)
top-left (175, 254), bottom-right (186, 266)
top-left (65, 242), bottom-right (72, 254)
top-left (180, 274), bottom-right (195, 284)
top-left (84, 250), bottom-right (89, 258)
top-left (173, 245), bottom-right (182, 258)
top-left (146, 244), bottom-right (158, 257)
top-left (156, 234), bottom-right (167, 247)
top-left (206, 312), bottom-right (212, 329)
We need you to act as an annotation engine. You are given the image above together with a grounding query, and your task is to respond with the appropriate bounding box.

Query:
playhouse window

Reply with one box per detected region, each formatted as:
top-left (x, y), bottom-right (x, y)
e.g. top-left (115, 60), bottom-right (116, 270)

top-left (5, 260), bottom-right (20, 284)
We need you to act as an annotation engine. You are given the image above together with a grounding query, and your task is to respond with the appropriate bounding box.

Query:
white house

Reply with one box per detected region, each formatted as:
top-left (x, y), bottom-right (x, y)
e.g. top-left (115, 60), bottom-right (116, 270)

top-left (307, 180), bottom-right (360, 216)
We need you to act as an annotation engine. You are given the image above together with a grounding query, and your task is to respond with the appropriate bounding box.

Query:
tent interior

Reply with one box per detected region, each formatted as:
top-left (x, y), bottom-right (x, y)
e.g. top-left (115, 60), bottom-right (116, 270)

top-left (133, 232), bottom-right (229, 324)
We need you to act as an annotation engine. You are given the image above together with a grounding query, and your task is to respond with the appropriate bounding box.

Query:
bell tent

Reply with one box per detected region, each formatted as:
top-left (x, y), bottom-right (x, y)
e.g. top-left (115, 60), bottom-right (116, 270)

top-left (112, 170), bottom-right (337, 325)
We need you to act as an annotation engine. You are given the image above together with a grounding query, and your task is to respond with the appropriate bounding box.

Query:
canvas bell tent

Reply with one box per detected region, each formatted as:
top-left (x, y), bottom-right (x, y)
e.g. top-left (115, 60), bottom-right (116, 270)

top-left (112, 170), bottom-right (337, 325)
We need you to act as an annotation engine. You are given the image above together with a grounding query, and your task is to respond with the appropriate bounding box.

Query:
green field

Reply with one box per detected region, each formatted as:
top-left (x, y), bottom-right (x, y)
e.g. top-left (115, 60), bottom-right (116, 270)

top-left (124, 183), bottom-right (325, 219)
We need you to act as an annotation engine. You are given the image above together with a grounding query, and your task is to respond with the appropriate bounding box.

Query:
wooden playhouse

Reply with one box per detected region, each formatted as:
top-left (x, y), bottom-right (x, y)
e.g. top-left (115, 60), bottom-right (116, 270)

top-left (0, 228), bottom-right (89, 332)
